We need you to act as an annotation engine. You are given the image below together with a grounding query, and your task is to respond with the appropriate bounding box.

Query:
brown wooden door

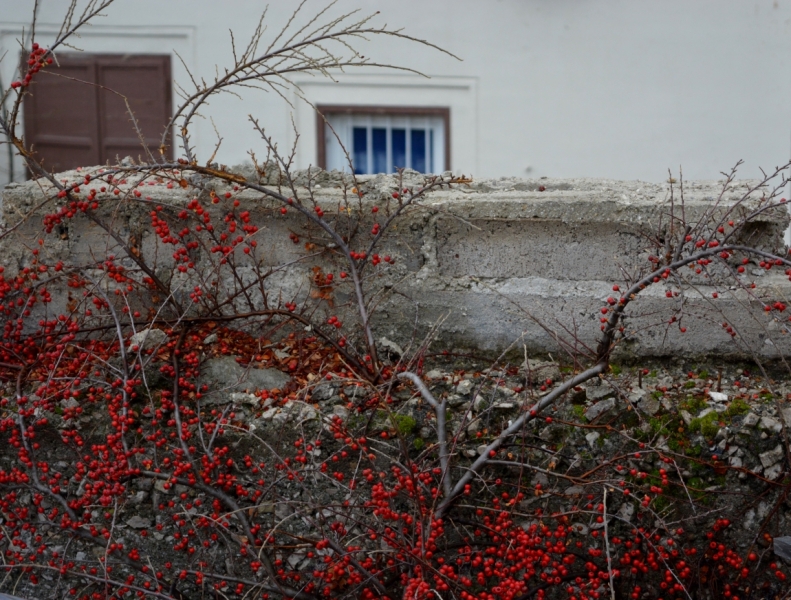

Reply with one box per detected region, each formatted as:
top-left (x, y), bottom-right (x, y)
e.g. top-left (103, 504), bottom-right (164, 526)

top-left (22, 54), bottom-right (102, 173)
top-left (24, 54), bottom-right (172, 174)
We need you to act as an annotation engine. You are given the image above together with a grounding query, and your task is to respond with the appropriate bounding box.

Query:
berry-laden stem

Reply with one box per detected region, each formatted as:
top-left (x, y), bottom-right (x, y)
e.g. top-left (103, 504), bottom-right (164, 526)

top-left (438, 238), bottom-right (791, 519)
top-left (139, 470), bottom-right (316, 600)
top-left (603, 487), bottom-right (616, 600)
top-left (596, 243), bottom-right (791, 364)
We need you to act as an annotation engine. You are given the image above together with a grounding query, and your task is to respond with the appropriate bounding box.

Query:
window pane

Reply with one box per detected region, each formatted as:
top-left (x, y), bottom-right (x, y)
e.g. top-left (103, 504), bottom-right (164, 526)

top-left (372, 128), bottom-right (387, 174)
top-left (392, 128), bottom-right (406, 172)
top-left (322, 111), bottom-right (446, 174)
top-left (353, 127), bottom-right (367, 174)
top-left (411, 129), bottom-right (426, 173)
top-left (429, 129), bottom-right (434, 173)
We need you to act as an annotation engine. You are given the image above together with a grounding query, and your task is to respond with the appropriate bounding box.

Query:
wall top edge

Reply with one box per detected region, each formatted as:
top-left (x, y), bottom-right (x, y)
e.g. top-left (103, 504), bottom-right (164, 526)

top-left (3, 166), bottom-right (786, 225)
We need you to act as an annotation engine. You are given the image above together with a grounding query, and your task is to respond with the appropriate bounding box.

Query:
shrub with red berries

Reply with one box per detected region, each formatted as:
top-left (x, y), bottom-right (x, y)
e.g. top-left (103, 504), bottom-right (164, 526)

top-left (2, 4), bottom-right (791, 600)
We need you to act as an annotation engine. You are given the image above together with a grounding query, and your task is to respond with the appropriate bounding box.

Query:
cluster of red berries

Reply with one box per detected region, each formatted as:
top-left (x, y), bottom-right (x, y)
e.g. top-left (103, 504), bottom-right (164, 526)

top-left (10, 43), bottom-right (51, 89)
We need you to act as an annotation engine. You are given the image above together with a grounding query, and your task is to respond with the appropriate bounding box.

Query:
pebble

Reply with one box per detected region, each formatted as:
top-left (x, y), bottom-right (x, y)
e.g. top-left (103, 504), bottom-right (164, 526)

top-left (493, 402), bottom-right (515, 410)
top-left (759, 444), bottom-right (784, 469)
top-left (585, 398), bottom-right (615, 422)
top-left (447, 394), bottom-right (468, 408)
top-left (759, 416), bottom-right (783, 433)
top-left (456, 380), bottom-right (475, 396)
top-left (585, 384), bottom-right (615, 402)
top-left (708, 391), bottom-right (728, 403)
top-left (125, 516), bottom-right (151, 529)
top-left (639, 396), bottom-right (661, 416)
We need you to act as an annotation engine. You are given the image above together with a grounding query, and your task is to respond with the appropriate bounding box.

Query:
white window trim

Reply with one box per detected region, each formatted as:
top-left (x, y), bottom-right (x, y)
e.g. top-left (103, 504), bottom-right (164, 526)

top-left (291, 74), bottom-right (478, 176)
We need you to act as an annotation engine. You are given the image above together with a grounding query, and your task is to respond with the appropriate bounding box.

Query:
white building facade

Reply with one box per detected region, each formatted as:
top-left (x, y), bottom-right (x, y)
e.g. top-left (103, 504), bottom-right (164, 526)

top-left (2, 0), bottom-right (791, 186)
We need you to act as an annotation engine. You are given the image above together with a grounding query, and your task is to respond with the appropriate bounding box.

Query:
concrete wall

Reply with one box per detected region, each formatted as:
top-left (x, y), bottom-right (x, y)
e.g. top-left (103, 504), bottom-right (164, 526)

top-left (2, 170), bottom-right (789, 361)
top-left (3, 1), bottom-right (791, 187)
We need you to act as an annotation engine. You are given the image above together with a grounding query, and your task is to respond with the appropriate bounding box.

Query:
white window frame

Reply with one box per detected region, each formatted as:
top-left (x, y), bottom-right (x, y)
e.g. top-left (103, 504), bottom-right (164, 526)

top-left (323, 112), bottom-right (445, 174)
top-left (291, 74), bottom-right (477, 176)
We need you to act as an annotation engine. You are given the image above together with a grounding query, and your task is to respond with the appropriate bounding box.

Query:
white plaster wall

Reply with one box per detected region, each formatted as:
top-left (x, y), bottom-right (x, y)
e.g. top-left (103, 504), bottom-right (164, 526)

top-left (2, 0), bottom-right (791, 186)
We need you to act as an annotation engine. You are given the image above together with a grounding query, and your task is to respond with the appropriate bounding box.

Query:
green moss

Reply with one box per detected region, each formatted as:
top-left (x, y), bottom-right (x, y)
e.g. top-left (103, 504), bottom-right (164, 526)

top-left (698, 370), bottom-right (709, 379)
top-left (648, 370), bottom-right (658, 378)
top-left (725, 397), bottom-right (749, 417)
top-left (610, 364), bottom-right (622, 376)
top-left (680, 395), bottom-right (707, 413)
top-left (685, 444), bottom-right (703, 457)
top-left (688, 411), bottom-right (720, 438)
top-left (686, 476), bottom-right (709, 501)
top-left (651, 390), bottom-right (663, 399)
top-left (571, 405), bottom-right (586, 420)
top-left (649, 415), bottom-right (674, 436)
top-left (702, 418), bottom-right (721, 438)
top-left (689, 460), bottom-right (707, 475)
top-left (390, 413), bottom-right (417, 435)
top-left (652, 495), bottom-right (672, 513)
top-left (413, 438), bottom-right (425, 450)
top-left (622, 411), bottom-right (640, 429)
top-left (347, 413), bottom-right (366, 429)
top-left (684, 381), bottom-right (696, 389)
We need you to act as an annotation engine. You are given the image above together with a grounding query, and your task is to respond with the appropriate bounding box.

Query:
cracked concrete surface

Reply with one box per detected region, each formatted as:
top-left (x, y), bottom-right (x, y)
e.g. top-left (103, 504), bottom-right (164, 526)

top-left (2, 169), bottom-right (789, 359)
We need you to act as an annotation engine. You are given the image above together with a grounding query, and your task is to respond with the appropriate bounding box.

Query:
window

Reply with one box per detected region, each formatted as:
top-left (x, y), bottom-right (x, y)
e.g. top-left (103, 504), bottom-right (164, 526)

top-left (317, 106), bottom-right (449, 174)
top-left (23, 53), bottom-right (172, 173)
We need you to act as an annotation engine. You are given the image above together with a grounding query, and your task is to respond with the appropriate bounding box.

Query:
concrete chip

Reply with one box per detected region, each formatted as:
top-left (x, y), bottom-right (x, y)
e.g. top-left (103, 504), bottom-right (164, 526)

top-left (759, 444), bottom-right (784, 469)
top-left (585, 398), bottom-right (616, 422)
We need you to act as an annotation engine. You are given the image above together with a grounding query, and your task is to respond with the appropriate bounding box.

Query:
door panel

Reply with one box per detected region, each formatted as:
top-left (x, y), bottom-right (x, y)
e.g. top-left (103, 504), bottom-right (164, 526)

top-left (97, 55), bottom-right (171, 163)
top-left (23, 53), bottom-right (172, 175)
top-left (23, 56), bottom-right (100, 173)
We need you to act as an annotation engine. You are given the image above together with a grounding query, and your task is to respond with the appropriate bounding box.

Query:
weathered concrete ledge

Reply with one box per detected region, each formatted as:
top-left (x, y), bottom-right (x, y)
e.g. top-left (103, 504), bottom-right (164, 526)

top-left (1, 169), bottom-right (789, 360)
